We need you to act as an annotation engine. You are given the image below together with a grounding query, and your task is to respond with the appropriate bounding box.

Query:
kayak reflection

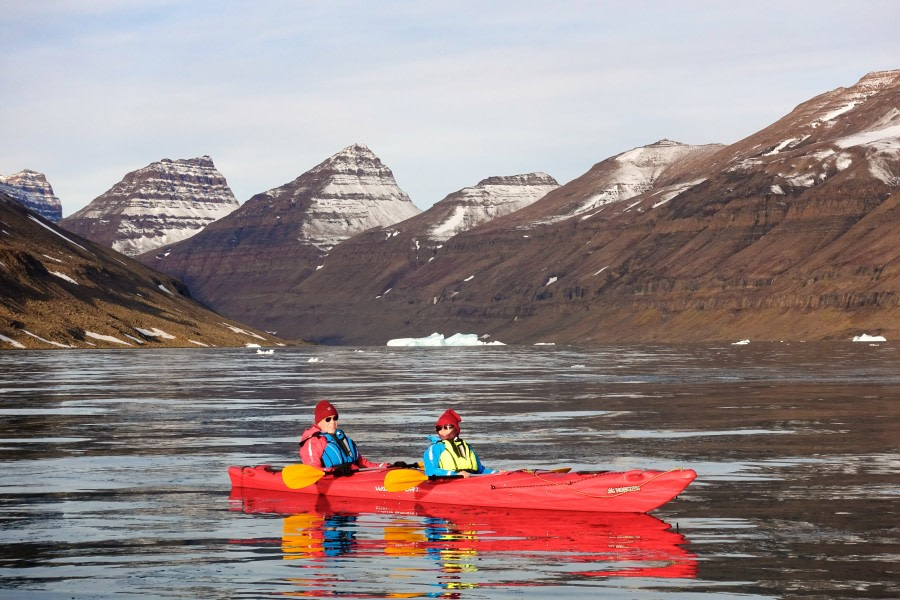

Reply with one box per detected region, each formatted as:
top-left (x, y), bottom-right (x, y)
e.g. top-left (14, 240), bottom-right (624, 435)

top-left (230, 488), bottom-right (697, 581)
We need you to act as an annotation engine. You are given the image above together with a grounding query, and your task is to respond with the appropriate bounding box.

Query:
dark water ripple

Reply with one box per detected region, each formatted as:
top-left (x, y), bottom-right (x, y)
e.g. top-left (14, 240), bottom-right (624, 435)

top-left (0, 342), bottom-right (897, 598)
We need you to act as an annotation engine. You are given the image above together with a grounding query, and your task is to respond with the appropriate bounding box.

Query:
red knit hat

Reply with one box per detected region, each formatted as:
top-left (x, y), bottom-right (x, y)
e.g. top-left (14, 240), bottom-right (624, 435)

top-left (314, 400), bottom-right (338, 424)
top-left (435, 409), bottom-right (461, 432)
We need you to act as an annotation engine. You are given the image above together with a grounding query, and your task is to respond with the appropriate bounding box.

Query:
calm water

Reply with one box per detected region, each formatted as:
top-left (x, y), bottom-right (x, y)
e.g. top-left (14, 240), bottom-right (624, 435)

top-left (0, 343), bottom-right (897, 599)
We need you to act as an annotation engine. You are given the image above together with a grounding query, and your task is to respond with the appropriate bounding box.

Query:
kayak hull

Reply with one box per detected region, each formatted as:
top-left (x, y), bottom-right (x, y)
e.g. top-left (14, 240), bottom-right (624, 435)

top-left (228, 465), bottom-right (696, 513)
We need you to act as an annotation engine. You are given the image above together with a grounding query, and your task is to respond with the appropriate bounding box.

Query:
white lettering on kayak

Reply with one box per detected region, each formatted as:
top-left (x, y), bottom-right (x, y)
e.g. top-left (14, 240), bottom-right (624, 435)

top-left (607, 485), bottom-right (640, 494)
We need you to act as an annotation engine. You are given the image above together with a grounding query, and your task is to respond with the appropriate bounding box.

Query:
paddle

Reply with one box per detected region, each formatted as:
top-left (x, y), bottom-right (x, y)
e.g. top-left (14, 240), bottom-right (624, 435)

top-left (382, 466), bottom-right (572, 492)
top-left (282, 464), bottom-right (326, 489)
top-left (383, 468), bottom-right (429, 492)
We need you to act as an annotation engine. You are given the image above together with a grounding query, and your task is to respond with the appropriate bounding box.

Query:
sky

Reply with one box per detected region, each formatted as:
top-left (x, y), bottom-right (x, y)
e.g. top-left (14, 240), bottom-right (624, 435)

top-left (1, 1), bottom-right (898, 217)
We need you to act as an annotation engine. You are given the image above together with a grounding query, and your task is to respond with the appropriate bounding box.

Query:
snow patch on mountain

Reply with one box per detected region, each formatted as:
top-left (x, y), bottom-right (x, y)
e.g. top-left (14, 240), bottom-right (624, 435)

top-left (649, 178), bottom-right (708, 208)
top-left (429, 173), bottom-right (558, 240)
top-left (539, 140), bottom-right (713, 225)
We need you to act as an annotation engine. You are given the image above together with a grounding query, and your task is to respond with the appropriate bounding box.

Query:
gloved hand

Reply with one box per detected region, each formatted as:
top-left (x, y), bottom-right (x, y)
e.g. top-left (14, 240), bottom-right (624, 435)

top-left (332, 463), bottom-right (353, 477)
top-left (390, 460), bottom-right (412, 468)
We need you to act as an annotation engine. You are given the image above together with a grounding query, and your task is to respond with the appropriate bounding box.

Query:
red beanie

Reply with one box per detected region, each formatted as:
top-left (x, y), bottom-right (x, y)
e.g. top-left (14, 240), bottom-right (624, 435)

top-left (435, 409), bottom-right (461, 432)
top-left (314, 400), bottom-right (338, 424)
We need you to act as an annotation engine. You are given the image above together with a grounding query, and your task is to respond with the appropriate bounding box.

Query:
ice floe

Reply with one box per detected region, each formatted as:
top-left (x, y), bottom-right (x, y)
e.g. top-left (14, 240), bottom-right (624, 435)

top-left (386, 332), bottom-right (506, 347)
top-left (852, 334), bottom-right (887, 342)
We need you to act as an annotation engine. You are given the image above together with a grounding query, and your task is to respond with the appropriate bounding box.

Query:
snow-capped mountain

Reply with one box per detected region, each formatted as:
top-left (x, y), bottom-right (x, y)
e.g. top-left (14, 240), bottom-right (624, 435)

top-left (425, 173), bottom-right (559, 240)
top-left (499, 139), bottom-right (724, 228)
top-left (60, 156), bottom-right (238, 256)
top-left (266, 70), bottom-right (900, 345)
top-left (716, 69), bottom-right (900, 189)
top-left (138, 144), bottom-right (421, 321)
top-left (0, 170), bottom-right (62, 222)
top-left (238, 143), bottom-right (421, 251)
top-left (362, 171), bottom-right (558, 253)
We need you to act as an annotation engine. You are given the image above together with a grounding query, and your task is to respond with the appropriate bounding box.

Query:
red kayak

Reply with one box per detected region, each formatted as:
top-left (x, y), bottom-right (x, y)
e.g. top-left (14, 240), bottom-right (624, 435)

top-left (229, 488), bottom-right (697, 579)
top-left (228, 465), bottom-right (696, 513)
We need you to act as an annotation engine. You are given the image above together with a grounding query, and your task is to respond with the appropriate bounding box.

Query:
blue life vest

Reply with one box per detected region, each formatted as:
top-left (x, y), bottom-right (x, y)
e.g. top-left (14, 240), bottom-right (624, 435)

top-left (319, 430), bottom-right (360, 468)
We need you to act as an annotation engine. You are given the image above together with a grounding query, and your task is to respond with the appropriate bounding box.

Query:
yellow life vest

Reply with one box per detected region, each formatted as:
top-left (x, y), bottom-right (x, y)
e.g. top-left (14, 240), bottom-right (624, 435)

top-left (437, 439), bottom-right (479, 472)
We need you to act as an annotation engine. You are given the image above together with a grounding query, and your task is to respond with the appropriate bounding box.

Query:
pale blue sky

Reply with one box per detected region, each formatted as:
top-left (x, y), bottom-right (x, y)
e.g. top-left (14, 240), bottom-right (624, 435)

top-left (2, 0), bottom-right (898, 216)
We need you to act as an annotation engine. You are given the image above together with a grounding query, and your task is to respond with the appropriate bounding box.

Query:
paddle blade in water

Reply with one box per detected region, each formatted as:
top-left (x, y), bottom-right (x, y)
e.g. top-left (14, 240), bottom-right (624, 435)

top-left (282, 464), bottom-right (326, 489)
top-left (383, 468), bottom-right (428, 492)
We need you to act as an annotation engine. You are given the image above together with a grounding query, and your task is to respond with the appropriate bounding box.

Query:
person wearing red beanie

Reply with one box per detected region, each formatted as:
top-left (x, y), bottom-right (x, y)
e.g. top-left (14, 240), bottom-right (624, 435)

top-left (299, 400), bottom-right (411, 475)
top-left (423, 409), bottom-right (500, 478)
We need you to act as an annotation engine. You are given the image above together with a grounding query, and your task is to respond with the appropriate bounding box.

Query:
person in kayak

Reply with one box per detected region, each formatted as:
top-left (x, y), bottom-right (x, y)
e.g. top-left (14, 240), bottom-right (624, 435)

top-left (300, 400), bottom-right (409, 476)
top-left (423, 409), bottom-right (500, 478)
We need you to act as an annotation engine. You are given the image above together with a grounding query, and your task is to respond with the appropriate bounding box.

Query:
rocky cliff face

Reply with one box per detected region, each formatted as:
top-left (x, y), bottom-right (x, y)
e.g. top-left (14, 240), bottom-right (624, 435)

top-left (138, 144), bottom-right (421, 324)
top-left (0, 170), bottom-right (62, 222)
top-left (60, 156), bottom-right (238, 256)
top-left (0, 191), bottom-right (285, 349)
top-left (272, 71), bottom-right (900, 344)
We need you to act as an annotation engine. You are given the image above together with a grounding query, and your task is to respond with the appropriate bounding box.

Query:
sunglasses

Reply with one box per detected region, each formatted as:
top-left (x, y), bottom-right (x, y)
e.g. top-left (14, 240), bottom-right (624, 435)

top-left (324, 416), bottom-right (338, 423)
top-left (435, 424), bottom-right (455, 431)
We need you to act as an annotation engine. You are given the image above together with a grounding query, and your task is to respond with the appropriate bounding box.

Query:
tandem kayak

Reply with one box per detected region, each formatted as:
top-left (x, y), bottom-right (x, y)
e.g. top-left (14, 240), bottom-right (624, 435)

top-left (228, 465), bottom-right (697, 513)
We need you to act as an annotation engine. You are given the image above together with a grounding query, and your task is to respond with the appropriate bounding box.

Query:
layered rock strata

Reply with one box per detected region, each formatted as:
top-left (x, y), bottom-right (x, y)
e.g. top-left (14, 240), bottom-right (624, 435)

top-left (61, 156), bottom-right (238, 256)
top-left (0, 169), bottom-right (63, 222)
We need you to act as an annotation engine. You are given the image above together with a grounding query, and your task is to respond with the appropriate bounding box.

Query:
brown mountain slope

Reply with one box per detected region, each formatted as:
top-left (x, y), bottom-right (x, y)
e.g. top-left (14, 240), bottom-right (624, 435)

top-left (274, 71), bottom-right (899, 344)
top-left (0, 193), bottom-right (288, 349)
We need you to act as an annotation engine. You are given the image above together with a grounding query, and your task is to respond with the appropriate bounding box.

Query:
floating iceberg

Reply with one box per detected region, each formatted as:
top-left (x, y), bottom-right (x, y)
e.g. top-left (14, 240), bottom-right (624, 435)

top-left (852, 334), bottom-right (887, 342)
top-left (386, 332), bottom-right (505, 347)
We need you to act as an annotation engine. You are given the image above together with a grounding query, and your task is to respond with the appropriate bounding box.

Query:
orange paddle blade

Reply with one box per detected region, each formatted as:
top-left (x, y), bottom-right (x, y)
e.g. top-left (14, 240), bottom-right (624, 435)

top-left (383, 468), bottom-right (428, 492)
top-left (282, 464), bottom-right (326, 489)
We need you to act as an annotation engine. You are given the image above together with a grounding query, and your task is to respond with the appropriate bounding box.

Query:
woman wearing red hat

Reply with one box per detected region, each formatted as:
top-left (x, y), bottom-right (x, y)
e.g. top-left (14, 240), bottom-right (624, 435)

top-left (300, 400), bottom-right (409, 475)
top-left (423, 409), bottom-right (499, 478)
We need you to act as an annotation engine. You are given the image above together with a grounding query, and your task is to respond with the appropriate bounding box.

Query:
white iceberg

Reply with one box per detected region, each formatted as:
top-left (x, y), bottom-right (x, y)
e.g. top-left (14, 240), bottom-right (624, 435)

top-left (852, 334), bottom-right (887, 342)
top-left (386, 332), bottom-right (505, 347)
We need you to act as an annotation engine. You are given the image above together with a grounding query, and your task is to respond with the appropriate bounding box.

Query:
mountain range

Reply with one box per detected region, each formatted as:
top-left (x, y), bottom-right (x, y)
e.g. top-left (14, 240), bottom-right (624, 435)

top-left (3, 69), bottom-right (897, 347)
top-left (135, 144), bottom-right (423, 322)
top-left (222, 70), bottom-right (899, 344)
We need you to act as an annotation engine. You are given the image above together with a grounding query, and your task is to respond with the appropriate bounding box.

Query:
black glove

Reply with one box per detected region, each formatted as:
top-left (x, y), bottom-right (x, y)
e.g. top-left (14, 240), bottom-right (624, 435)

top-left (390, 460), bottom-right (412, 468)
top-left (332, 463), bottom-right (353, 477)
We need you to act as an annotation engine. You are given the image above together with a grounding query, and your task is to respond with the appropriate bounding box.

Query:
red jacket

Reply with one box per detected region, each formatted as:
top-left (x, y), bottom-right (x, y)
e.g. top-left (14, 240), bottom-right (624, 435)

top-left (298, 425), bottom-right (386, 470)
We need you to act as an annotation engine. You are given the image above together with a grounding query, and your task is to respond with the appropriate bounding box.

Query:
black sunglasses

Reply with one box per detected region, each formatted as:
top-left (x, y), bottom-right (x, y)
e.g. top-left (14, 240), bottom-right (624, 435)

top-left (435, 424), bottom-right (455, 431)
top-left (324, 416), bottom-right (338, 423)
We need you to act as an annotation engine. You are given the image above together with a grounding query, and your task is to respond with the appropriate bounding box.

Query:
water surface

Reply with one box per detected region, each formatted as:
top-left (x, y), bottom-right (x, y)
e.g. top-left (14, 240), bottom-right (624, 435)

top-left (0, 342), bottom-right (897, 598)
